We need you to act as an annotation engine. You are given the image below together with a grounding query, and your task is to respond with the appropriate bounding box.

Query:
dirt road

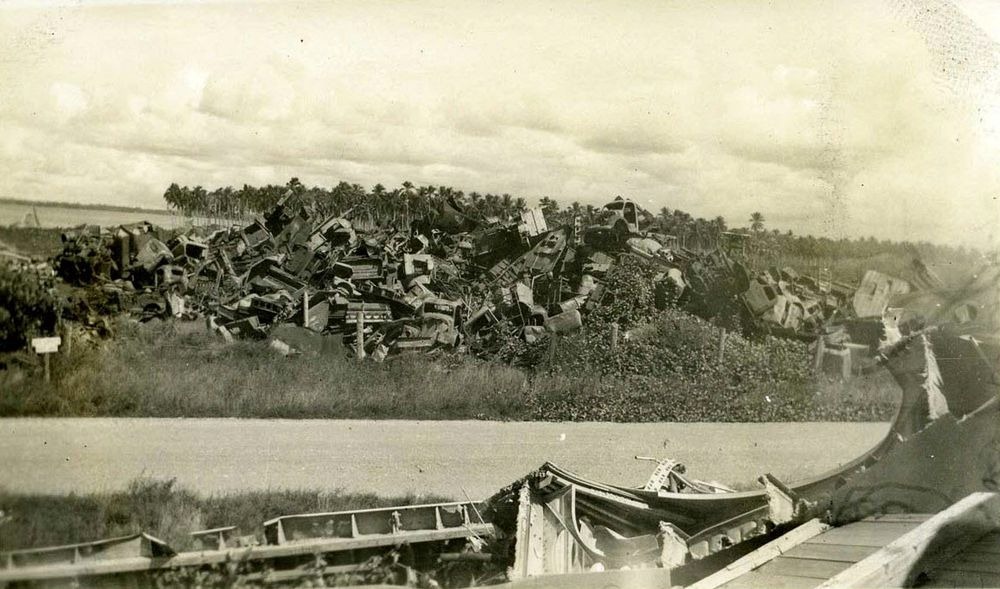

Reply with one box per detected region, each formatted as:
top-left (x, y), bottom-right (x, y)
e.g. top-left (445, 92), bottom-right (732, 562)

top-left (0, 419), bottom-right (888, 497)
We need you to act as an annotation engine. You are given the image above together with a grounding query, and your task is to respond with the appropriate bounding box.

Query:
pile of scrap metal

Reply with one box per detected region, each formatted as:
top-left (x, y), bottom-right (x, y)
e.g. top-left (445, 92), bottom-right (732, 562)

top-left (42, 194), bottom-right (644, 359)
top-left (44, 193), bottom-right (980, 366)
top-left (808, 263), bottom-right (1000, 379)
top-left (52, 221), bottom-right (195, 324)
top-left (2, 315), bottom-right (996, 588)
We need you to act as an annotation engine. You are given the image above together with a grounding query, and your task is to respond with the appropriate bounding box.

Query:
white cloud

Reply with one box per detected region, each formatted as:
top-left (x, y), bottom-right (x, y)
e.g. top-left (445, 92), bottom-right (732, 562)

top-left (0, 0), bottom-right (998, 249)
top-left (50, 82), bottom-right (88, 120)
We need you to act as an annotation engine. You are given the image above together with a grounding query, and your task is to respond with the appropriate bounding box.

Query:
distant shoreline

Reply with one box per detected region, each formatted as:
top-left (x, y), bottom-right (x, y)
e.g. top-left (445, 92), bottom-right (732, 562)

top-left (0, 198), bottom-right (171, 215)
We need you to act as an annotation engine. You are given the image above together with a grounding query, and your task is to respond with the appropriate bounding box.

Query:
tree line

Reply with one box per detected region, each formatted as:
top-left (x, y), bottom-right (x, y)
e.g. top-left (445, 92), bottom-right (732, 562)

top-left (162, 178), bottom-right (734, 248)
top-left (162, 178), bottom-right (984, 281)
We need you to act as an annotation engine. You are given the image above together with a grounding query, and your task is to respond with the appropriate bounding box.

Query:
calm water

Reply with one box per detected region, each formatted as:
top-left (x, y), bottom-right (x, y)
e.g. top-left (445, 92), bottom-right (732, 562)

top-left (0, 201), bottom-right (189, 229)
top-left (0, 419), bottom-right (888, 497)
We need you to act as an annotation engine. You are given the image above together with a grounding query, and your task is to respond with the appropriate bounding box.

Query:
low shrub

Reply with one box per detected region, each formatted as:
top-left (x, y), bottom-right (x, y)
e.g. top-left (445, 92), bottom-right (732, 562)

top-left (0, 262), bottom-right (59, 352)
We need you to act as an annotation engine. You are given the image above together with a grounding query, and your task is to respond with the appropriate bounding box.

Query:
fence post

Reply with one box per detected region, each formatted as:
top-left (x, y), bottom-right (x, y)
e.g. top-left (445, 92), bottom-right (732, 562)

top-left (814, 336), bottom-right (826, 373)
top-left (356, 304), bottom-right (366, 360)
top-left (548, 333), bottom-right (559, 365)
top-left (610, 324), bottom-right (619, 352)
top-left (302, 289), bottom-right (309, 330)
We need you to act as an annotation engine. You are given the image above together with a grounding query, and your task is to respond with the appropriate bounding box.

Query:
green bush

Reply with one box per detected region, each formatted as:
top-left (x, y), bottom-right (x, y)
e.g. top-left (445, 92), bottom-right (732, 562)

top-left (525, 307), bottom-right (894, 422)
top-left (0, 262), bottom-right (59, 352)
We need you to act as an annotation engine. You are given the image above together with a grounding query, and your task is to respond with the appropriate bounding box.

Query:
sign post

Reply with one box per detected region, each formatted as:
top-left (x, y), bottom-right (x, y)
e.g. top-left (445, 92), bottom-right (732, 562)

top-left (31, 337), bottom-right (62, 383)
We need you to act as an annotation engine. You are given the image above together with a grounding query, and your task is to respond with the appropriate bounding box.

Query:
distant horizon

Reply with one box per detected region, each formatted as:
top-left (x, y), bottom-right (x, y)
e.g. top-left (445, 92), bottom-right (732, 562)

top-left (1, 186), bottom-right (992, 253)
top-left (0, 196), bottom-right (171, 213)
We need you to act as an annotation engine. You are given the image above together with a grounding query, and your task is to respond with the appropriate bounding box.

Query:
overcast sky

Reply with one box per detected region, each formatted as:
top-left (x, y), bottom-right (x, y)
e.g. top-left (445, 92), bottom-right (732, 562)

top-left (1, 0), bottom-right (999, 248)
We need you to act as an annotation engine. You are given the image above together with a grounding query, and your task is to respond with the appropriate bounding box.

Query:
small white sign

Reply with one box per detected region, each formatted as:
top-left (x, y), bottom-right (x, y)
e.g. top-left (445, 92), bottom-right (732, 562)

top-left (31, 336), bottom-right (62, 354)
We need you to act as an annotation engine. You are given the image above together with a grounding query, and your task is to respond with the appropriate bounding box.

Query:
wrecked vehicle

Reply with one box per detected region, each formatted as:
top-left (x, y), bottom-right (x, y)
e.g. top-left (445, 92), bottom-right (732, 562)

top-left (580, 196), bottom-right (653, 248)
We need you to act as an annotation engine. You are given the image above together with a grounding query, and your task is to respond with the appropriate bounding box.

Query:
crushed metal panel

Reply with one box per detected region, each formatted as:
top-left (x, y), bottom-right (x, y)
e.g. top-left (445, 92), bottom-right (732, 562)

top-left (262, 501), bottom-right (489, 545)
top-left (518, 208), bottom-right (548, 237)
top-left (853, 270), bottom-right (911, 318)
top-left (1, 533), bottom-right (174, 570)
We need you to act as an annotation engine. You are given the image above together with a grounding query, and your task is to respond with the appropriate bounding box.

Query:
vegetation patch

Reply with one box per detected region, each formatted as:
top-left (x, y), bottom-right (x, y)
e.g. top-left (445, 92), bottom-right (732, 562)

top-left (0, 312), bottom-right (897, 422)
top-left (0, 477), bottom-right (450, 552)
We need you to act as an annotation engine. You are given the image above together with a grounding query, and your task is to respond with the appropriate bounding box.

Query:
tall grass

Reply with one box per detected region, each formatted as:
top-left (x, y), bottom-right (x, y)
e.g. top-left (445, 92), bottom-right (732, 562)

top-left (1, 315), bottom-right (899, 422)
top-left (0, 477), bottom-right (451, 552)
top-left (1, 320), bottom-right (530, 419)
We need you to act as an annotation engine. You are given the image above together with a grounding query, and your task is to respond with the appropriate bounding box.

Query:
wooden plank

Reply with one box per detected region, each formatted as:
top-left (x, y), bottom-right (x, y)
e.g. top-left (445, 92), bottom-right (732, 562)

top-left (783, 543), bottom-right (877, 563)
top-left (805, 522), bottom-right (920, 548)
top-left (686, 519), bottom-right (829, 589)
top-left (817, 492), bottom-right (1000, 589)
top-left (762, 557), bottom-right (852, 580)
top-left (720, 572), bottom-right (823, 589)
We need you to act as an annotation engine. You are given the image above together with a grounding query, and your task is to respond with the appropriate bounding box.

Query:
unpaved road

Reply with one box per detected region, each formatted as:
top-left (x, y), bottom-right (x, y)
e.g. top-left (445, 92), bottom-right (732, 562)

top-left (0, 419), bottom-right (888, 497)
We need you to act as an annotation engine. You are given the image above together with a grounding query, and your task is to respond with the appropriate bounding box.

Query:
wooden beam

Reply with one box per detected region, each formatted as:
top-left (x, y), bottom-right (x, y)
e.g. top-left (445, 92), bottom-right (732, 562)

top-left (817, 492), bottom-right (1000, 589)
top-left (685, 519), bottom-right (830, 589)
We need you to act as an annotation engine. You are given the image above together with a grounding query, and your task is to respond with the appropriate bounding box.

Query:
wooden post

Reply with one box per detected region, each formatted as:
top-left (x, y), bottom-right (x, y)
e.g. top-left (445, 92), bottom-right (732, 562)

top-left (814, 335), bottom-right (826, 373)
top-left (356, 304), bottom-right (366, 360)
top-left (610, 323), bottom-right (619, 352)
top-left (717, 327), bottom-right (727, 363)
top-left (302, 289), bottom-right (309, 330)
top-left (43, 353), bottom-right (50, 383)
top-left (548, 333), bottom-right (558, 365)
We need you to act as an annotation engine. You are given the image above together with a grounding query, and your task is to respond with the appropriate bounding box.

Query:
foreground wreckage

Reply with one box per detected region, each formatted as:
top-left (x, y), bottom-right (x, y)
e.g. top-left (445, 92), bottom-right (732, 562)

top-left (43, 194), bottom-right (963, 368)
top-left (3, 310), bottom-right (998, 587)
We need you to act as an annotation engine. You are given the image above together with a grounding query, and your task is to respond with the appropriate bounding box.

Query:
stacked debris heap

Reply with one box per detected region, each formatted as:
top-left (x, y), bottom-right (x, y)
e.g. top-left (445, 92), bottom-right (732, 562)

top-left (39, 192), bottom-right (989, 368)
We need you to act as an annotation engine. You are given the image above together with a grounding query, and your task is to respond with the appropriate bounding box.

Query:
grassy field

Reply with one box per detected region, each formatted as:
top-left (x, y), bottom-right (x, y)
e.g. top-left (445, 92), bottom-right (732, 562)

top-left (0, 477), bottom-right (450, 552)
top-left (1, 312), bottom-right (899, 422)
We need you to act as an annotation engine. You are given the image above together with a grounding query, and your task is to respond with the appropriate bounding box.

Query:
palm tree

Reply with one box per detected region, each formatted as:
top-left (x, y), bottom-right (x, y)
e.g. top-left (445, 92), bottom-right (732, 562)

top-left (538, 197), bottom-right (560, 219)
top-left (500, 193), bottom-right (514, 220)
top-left (513, 197), bottom-right (527, 215)
top-left (468, 191), bottom-right (482, 214)
top-left (483, 193), bottom-right (500, 218)
top-left (750, 212), bottom-right (765, 233)
top-left (658, 207), bottom-right (671, 233)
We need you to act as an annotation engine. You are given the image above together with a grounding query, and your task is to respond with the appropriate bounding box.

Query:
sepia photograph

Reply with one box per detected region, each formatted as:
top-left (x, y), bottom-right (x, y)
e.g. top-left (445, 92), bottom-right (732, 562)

top-left (1, 0), bottom-right (999, 587)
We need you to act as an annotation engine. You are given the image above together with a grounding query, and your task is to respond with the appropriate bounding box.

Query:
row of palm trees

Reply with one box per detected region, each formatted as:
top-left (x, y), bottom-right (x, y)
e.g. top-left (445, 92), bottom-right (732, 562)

top-left (162, 178), bottom-right (758, 249)
top-left (162, 177), bottom-right (980, 272)
top-left (163, 179), bottom-right (533, 228)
